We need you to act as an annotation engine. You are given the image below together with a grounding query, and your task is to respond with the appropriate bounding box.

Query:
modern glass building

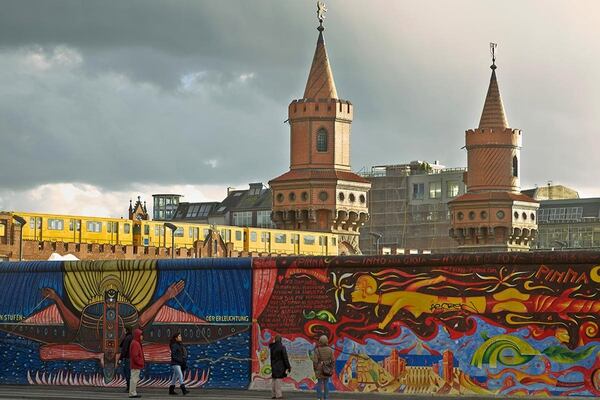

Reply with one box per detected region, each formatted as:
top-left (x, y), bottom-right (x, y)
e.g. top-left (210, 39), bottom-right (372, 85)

top-left (152, 194), bottom-right (182, 221)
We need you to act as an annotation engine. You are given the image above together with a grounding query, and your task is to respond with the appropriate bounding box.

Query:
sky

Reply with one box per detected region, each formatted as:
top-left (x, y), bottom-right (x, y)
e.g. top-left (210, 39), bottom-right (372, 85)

top-left (0, 0), bottom-right (599, 218)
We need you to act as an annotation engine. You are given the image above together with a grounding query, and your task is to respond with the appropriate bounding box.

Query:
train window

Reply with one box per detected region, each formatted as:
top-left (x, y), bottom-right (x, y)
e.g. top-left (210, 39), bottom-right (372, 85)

top-left (143, 225), bottom-right (150, 235)
top-left (319, 236), bottom-right (325, 245)
top-left (48, 219), bottom-right (64, 231)
top-left (203, 228), bottom-right (210, 238)
top-left (86, 221), bottom-right (102, 233)
top-left (69, 220), bottom-right (81, 231)
top-left (29, 217), bottom-right (35, 229)
top-left (331, 237), bottom-right (337, 246)
top-left (261, 232), bottom-right (270, 242)
top-left (189, 227), bottom-right (199, 239)
top-left (107, 223), bottom-right (112, 233)
top-left (174, 227), bottom-right (184, 237)
top-left (275, 233), bottom-right (286, 243)
top-left (124, 223), bottom-right (131, 234)
top-left (235, 230), bottom-right (242, 241)
top-left (291, 234), bottom-right (300, 244)
top-left (250, 232), bottom-right (257, 242)
top-left (304, 235), bottom-right (316, 245)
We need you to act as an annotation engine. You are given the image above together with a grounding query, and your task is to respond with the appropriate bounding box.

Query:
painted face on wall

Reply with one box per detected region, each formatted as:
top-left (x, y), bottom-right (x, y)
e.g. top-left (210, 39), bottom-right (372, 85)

top-left (351, 275), bottom-right (377, 303)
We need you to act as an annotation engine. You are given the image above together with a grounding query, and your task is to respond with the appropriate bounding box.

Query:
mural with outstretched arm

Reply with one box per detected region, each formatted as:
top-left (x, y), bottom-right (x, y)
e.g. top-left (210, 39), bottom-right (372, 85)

top-left (250, 252), bottom-right (600, 397)
top-left (0, 259), bottom-right (252, 388)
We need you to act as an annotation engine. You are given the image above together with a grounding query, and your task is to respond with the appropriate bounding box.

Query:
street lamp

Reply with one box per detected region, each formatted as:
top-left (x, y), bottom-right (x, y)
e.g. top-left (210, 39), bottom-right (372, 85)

top-left (369, 232), bottom-right (383, 255)
top-left (164, 223), bottom-right (177, 259)
top-left (12, 215), bottom-right (26, 261)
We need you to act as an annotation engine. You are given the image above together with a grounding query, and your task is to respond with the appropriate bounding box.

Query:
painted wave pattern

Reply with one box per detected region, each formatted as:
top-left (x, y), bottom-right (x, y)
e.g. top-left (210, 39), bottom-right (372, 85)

top-left (27, 368), bottom-right (209, 388)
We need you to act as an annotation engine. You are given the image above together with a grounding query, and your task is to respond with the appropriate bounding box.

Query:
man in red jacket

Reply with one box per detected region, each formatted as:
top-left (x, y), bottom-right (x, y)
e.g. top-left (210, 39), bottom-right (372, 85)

top-left (128, 328), bottom-right (145, 398)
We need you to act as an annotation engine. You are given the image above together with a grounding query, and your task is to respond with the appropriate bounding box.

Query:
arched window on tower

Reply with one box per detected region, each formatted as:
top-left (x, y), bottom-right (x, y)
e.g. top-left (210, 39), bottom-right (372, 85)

top-left (316, 128), bottom-right (328, 152)
top-left (512, 156), bottom-right (518, 177)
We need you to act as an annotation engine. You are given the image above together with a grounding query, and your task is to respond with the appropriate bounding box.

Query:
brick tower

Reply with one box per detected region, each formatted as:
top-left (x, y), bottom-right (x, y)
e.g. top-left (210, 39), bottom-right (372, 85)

top-left (449, 45), bottom-right (538, 252)
top-left (269, 6), bottom-right (370, 254)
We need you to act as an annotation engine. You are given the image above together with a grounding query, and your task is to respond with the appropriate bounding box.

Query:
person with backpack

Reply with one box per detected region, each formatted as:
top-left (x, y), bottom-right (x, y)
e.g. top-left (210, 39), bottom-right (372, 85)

top-left (269, 335), bottom-right (291, 399)
top-left (169, 332), bottom-right (189, 396)
top-left (312, 335), bottom-right (334, 400)
top-left (119, 326), bottom-right (133, 393)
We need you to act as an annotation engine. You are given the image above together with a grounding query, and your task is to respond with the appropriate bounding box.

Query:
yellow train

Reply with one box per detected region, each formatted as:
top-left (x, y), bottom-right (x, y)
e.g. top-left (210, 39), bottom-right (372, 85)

top-left (9, 211), bottom-right (338, 256)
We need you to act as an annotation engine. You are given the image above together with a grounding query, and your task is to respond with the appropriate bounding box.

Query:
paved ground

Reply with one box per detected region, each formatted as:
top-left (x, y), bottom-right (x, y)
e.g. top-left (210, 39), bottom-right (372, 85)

top-left (0, 386), bottom-right (596, 400)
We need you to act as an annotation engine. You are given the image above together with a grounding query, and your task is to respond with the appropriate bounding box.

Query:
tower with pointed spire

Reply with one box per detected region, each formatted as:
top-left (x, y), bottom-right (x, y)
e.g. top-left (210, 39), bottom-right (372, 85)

top-left (448, 45), bottom-right (538, 252)
top-left (269, 4), bottom-right (370, 254)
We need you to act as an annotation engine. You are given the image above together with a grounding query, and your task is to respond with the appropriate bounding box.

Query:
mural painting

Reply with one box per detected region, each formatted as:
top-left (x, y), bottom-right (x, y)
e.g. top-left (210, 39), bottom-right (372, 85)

top-left (251, 253), bottom-right (600, 396)
top-left (0, 258), bottom-right (252, 389)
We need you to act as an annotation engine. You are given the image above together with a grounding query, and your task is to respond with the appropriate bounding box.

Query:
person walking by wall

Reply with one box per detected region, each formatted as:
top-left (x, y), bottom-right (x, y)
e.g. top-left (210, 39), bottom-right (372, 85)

top-left (312, 335), bottom-right (334, 400)
top-left (169, 332), bottom-right (189, 396)
top-left (119, 326), bottom-right (133, 393)
top-left (269, 335), bottom-right (290, 399)
top-left (128, 328), bottom-right (145, 399)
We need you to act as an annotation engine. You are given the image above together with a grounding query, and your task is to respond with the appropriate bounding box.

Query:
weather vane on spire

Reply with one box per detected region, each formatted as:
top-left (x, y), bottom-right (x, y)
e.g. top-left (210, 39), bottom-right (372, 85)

top-left (490, 42), bottom-right (498, 70)
top-left (317, 1), bottom-right (327, 30)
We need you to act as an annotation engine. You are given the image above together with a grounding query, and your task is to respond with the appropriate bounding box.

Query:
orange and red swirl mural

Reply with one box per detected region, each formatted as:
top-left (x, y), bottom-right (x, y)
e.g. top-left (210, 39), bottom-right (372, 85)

top-left (251, 252), bottom-right (600, 396)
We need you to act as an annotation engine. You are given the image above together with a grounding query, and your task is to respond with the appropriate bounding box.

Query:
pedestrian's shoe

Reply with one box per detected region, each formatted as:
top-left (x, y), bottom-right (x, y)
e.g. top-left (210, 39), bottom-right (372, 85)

top-left (169, 385), bottom-right (178, 395)
top-left (180, 384), bottom-right (189, 395)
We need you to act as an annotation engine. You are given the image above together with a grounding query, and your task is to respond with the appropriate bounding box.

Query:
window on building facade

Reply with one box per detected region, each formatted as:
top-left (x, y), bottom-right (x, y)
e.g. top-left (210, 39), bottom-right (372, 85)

top-left (538, 207), bottom-right (584, 223)
top-left (429, 182), bottom-right (442, 199)
top-left (257, 211), bottom-right (274, 228)
top-left (233, 211), bottom-right (253, 227)
top-left (412, 183), bottom-right (425, 200)
top-left (512, 156), bottom-right (519, 177)
top-left (316, 128), bottom-right (328, 152)
top-left (447, 181), bottom-right (460, 198)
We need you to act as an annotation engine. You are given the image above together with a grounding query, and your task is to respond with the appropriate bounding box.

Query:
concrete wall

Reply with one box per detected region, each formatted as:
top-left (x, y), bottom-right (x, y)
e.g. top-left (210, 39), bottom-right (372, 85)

top-left (251, 252), bottom-right (600, 396)
top-left (0, 258), bottom-right (252, 389)
top-left (1, 252), bottom-right (600, 396)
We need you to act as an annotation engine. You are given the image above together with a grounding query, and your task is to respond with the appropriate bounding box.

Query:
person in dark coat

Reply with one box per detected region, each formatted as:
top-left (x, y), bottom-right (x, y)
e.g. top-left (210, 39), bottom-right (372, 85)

top-left (119, 326), bottom-right (133, 393)
top-left (128, 328), bottom-right (145, 399)
top-left (169, 332), bottom-right (189, 396)
top-left (269, 335), bottom-right (291, 399)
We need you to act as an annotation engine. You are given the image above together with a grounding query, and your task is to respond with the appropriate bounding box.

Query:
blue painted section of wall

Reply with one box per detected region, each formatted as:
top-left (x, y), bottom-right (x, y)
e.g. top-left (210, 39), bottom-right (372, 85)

top-left (0, 259), bottom-right (252, 389)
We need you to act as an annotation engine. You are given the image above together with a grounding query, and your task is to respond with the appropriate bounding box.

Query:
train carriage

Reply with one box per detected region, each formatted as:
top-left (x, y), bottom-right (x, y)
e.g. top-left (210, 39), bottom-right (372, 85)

top-left (5, 211), bottom-right (340, 256)
top-left (14, 212), bottom-right (133, 245)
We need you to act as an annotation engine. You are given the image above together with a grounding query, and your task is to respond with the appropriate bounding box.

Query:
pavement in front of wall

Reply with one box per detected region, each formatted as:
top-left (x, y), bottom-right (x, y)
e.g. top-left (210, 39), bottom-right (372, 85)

top-left (0, 386), bottom-right (598, 400)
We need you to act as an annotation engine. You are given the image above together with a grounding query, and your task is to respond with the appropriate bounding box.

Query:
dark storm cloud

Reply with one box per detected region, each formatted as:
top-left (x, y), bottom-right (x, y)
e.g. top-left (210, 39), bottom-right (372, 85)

top-left (0, 0), bottom-right (599, 194)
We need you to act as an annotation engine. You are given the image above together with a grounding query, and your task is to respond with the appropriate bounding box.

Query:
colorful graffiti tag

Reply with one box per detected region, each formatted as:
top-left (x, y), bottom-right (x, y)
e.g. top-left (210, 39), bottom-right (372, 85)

top-left (251, 253), bottom-right (600, 396)
top-left (0, 258), bottom-right (251, 388)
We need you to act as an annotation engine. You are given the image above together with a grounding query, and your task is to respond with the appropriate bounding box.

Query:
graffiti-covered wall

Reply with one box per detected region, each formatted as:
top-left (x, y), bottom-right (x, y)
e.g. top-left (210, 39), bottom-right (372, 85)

top-left (0, 258), bottom-right (252, 389)
top-left (2, 253), bottom-right (600, 396)
top-left (251, 253), bottom-right (600, 397)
